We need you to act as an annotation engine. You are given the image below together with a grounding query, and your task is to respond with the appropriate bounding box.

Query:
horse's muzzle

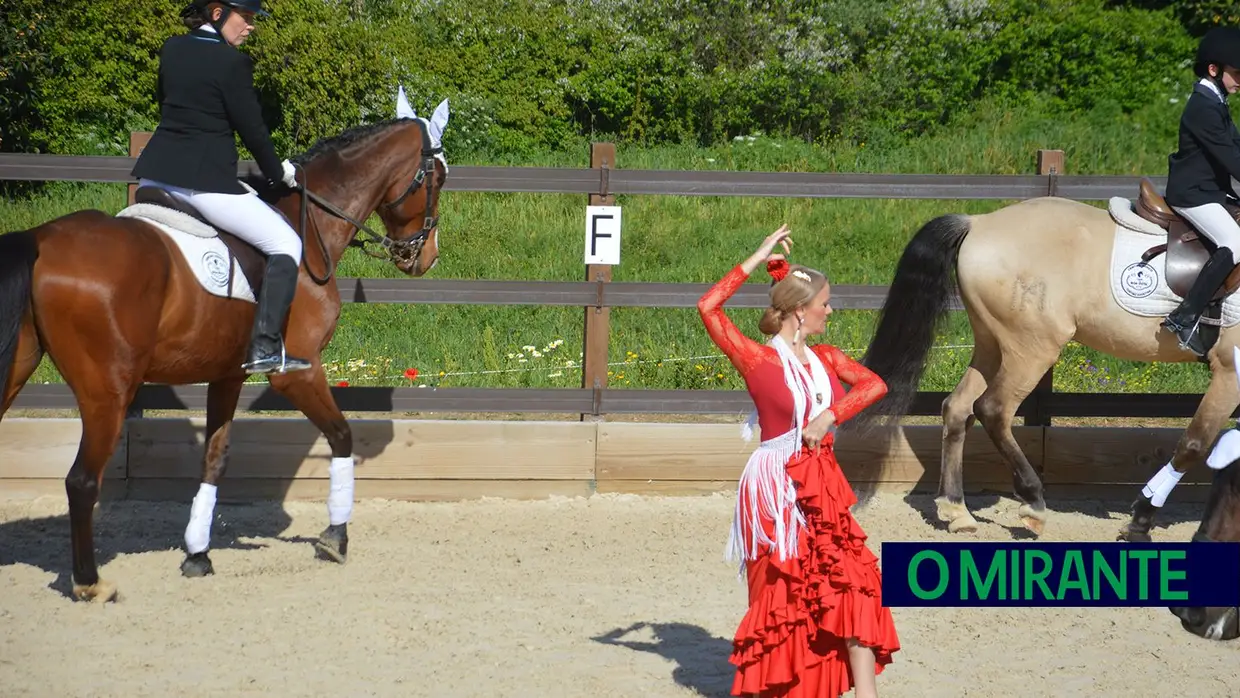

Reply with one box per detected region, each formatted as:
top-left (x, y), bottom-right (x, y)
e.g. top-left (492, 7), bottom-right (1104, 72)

top-left (1169, 606), bottom-right (1240, 640)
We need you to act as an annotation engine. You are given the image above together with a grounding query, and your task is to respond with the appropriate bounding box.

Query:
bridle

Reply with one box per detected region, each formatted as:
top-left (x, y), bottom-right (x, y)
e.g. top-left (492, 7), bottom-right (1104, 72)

top-left (291, 119), bottom-right (442, 285)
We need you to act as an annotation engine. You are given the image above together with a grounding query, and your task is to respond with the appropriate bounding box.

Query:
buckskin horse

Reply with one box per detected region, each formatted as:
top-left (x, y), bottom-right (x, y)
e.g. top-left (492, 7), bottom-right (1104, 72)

top-left (854, 181), bottom-right (1240, 541)
top-left (0, 90), bottom-right (450, 602)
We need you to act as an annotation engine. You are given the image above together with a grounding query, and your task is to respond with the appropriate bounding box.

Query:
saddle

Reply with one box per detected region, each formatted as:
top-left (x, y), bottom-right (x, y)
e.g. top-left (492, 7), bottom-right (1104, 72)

top-left (1134, 177), bottom-right (1240, 301)
top-left (133, 185), bottom-right (275, 296)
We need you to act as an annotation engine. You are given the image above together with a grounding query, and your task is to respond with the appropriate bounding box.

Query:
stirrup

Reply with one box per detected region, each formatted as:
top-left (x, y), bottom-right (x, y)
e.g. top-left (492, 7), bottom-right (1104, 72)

top-left (1163, 315), bottom-right (1205, 355)
top-left (242, 342), bottom-right (311, 375)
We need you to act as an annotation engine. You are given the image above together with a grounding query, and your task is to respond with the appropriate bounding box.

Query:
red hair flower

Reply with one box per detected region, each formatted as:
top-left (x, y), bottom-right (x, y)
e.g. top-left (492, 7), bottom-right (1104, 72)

top-left (766, 258), bottom-right (790, 281)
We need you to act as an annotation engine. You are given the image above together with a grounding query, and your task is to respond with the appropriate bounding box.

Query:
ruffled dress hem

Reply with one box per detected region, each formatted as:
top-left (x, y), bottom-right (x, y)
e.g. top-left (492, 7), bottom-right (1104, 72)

top-left (728, 436), bottom-right (901, 698)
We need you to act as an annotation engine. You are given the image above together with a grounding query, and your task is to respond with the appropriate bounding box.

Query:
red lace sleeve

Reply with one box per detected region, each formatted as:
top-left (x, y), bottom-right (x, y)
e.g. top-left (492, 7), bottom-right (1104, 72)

top-left (812, 344), bottom-right (888, 424)
top-left (697, 264), bottom-right (767, 375)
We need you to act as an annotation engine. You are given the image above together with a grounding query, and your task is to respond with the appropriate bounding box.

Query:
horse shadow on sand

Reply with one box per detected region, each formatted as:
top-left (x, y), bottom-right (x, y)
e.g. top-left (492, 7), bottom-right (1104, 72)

top-left (840, 421), bottom-right (1206, 540)
top-left (0, 383), bottom-right (396, 599)
top-left (592, 622), bottom-right (735, 698)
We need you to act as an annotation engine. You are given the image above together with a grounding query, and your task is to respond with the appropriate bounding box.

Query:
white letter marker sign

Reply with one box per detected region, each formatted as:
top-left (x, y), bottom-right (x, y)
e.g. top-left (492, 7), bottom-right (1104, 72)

top-left (584, 205), bottom-right (622, 266)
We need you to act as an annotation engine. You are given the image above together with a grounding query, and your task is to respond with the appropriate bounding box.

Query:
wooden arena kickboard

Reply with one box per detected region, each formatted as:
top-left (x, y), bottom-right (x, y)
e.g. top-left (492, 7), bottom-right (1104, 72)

top-left (0, 418), bottom-right (126, 480)
top-left (125, 418), bottom-right (596, 480)
top-left (1042, 426), bottom-right (1218, 486)
top-left (124, 477), bottom-right (594, 503)
top-left (594, 423), bottom-right (1028, 492)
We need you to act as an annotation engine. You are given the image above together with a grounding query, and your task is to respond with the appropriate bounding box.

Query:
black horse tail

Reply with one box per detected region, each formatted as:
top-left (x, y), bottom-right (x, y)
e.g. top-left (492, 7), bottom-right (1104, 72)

top-left (851, 213), bottom-right (972, 432)
top-left (0, 230), bottom-right (38, 402)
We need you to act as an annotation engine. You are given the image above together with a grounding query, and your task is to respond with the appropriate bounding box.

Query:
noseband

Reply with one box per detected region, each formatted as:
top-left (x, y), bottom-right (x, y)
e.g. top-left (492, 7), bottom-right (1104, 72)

top-left (291, 120), bottom-right (442, 284)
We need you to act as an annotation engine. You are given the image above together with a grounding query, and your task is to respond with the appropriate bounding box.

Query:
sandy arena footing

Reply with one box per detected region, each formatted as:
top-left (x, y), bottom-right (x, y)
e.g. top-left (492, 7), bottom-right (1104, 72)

top-left (1, 491), bottom-right (1236, 697)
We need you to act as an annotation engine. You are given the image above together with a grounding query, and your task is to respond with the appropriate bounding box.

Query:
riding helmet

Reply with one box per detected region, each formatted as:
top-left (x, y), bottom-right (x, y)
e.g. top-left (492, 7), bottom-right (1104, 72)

top-left (1195, 26), bottom-right (1240, 76)
top-left (193, 0), bottom-right (270, 17)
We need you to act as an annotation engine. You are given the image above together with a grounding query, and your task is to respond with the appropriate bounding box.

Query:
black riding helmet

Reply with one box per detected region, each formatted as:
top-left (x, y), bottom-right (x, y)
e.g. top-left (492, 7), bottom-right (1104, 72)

top-left (216, 0), bottom-right (269, 18)
top-left (1195, 26), bottom-right (1240, 86)
top-left (182, 0), bottom-right (269, 32)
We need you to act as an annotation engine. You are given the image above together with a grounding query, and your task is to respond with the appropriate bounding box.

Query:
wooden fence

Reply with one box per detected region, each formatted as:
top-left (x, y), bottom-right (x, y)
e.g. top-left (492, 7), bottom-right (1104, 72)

top-left (0, 142), bottom-right (1223, 503)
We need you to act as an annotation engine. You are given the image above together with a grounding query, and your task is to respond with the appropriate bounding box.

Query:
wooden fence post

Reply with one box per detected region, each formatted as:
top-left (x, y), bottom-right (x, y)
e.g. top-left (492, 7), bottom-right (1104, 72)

top-left (127, 131), bottom-right (152, 206)
top-left (581, 142), bottom-right (616, 421)
top-left (1024, 148), bottom-right (1064, 433)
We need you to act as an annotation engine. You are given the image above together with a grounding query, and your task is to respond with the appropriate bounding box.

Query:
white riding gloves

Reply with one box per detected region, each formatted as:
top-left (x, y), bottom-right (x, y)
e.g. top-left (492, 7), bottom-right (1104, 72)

top-left (281, 159), bottom-right (298, 189)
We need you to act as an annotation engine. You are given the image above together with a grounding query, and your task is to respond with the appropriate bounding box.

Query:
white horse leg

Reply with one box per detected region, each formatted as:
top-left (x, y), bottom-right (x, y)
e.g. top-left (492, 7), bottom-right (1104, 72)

top-left (181, 380), bottom-right (242, 578)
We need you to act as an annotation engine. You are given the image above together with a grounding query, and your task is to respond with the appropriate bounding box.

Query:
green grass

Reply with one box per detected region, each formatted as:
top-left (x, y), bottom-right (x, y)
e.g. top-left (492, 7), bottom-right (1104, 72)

top-left (0, 96), bottom-right (1214, 395)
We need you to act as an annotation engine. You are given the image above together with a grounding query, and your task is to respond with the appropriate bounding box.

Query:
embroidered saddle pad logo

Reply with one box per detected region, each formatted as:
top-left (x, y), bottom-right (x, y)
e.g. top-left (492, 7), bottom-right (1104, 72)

top-left (201, 250), bottom-right (232, 288)
top-left (1119, 261), bottom-right (1158, 298)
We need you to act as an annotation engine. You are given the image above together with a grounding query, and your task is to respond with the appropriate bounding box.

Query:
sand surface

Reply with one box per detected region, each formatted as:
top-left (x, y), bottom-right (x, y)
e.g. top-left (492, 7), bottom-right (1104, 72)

top-left (1, 491), bottom-right (1237, 697)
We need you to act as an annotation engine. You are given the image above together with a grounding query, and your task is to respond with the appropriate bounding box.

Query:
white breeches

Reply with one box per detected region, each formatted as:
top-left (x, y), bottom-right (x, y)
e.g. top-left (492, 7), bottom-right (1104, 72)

top-left (139, 178), bottom-right (302, 261)
top-left (1172, 202), bottom-right (1240, 265)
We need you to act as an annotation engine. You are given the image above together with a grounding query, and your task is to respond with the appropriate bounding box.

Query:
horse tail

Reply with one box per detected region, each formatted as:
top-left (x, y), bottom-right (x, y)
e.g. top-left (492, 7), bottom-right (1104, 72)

top-left (0, 230), bottom-right (38, 399)
top-left (851, 213), bottom-right (971, 431)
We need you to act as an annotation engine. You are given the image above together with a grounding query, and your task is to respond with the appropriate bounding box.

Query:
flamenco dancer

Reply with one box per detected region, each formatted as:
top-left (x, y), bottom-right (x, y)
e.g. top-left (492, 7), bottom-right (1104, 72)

top-left (697, 225), bottom-right (900, 698)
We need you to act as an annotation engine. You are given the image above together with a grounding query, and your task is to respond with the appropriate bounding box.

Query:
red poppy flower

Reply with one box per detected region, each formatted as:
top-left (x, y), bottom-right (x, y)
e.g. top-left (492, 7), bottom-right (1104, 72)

top-left (336, 381), bottom-right (349, 387)
top-left (404, 368), bottom-right (419, 381)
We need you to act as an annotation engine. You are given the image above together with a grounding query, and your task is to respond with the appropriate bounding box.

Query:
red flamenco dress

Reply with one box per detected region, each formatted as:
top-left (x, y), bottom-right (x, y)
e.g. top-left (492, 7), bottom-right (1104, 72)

top-left (697, 263), bottom-right (901, 698)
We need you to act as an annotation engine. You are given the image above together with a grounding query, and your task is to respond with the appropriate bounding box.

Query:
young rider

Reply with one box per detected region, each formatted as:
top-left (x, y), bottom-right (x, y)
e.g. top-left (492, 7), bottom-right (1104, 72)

top-left (1162, 26), bottom-right (1240, 356)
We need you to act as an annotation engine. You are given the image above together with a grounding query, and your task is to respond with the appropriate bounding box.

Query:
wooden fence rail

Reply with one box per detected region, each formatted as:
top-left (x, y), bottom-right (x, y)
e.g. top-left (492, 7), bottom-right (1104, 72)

top-left (1, 143), bottom-right (1199, 425)
top-left (0, 151), bottom-right (1163, 201)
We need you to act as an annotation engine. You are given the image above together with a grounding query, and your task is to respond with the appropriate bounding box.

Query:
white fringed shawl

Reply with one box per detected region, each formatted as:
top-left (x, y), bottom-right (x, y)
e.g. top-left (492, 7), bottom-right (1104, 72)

top-left (726, 335), bottom-right (834, 574)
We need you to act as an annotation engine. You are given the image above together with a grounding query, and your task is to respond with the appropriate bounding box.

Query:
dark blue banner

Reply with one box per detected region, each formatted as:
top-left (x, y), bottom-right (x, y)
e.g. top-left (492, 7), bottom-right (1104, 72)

top-left (881, 542), bottom-right (1240, 607)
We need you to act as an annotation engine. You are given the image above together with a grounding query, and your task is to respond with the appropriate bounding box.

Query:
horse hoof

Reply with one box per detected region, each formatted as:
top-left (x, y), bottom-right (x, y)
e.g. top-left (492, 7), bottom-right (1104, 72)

top-left (1117, 527), bottom-right (1152, 543)
top-left (73, 579), bottom-right (119, 603)
top-left (947, 513), bottom-right (979, 534)
top-left (1020, 516), bottom-right (1046, 536)
top-left (180, 552), bottom-right (215, 578)
top-left (935, 497), bottom-right (972, 525)
top-left (1018, 504), bottom-right (1047, 536)
top-left (314, 523), bottom-right (348, 564)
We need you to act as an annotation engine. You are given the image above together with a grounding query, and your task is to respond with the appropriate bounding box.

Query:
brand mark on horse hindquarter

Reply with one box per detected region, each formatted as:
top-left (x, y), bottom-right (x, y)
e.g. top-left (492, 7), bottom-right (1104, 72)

top-left (1010, 276), bottom-right (1047, 313)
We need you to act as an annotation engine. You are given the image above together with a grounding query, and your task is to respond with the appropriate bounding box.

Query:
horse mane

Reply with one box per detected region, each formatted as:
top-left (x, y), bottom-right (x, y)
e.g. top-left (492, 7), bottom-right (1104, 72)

top-left (240, 117), bottom-right (419, 199)
top-left (291, 117), bottom-right (418, 165)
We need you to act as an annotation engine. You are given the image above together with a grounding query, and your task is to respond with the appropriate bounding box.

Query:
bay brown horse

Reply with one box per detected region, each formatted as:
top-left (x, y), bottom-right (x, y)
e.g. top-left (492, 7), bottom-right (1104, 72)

top-left (853, 194), bottom-right (1240, 542)
top-left (0, 106), bottom-right (449, 602)
top-left (1169, 453), bottom-right (1240, 640)
top-left (1166, 350), bottom-right (1240, 641)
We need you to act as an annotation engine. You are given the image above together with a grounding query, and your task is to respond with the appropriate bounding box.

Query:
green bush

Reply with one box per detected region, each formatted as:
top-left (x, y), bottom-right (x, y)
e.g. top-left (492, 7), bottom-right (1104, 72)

top-left (0, 0), bottom-right (1209, 163)
top-left (244, 0), bottom-right (392, 155)
top-left (1176, 0), bottom-right (1240, 33)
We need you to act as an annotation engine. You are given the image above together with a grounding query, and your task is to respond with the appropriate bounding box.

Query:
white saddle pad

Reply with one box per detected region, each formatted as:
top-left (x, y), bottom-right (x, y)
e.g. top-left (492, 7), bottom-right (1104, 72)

top-left (116, 203), bottom-right (256, 304)
top-left (1106, 196), bottom-right (1240, 327)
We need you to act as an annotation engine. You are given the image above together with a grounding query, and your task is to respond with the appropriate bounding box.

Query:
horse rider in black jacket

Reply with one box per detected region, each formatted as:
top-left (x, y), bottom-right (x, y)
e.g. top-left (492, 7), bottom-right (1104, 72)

top-left (132, 0), bottom-right (311, 375)
top-left (1162, 26), bottom-right (1240, 357)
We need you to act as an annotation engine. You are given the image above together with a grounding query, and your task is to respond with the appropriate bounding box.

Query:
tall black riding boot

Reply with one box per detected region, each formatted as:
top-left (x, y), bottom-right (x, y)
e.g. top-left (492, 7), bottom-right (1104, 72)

top-left (241, 254), bottom-right (312, 375)
top-left (1162, 247), bottom-right (1236, 356)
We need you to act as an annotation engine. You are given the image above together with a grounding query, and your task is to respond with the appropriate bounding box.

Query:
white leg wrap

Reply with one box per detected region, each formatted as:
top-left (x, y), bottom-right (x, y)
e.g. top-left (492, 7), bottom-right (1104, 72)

top-left (328, 456), bottom-right (355, 526)
top-left (184, 483), bottom-right (218, 554)
top-left (1207, 430), bottom-right (1240, 471)
top-left (1142, 463), bottom-right (1184, 507)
